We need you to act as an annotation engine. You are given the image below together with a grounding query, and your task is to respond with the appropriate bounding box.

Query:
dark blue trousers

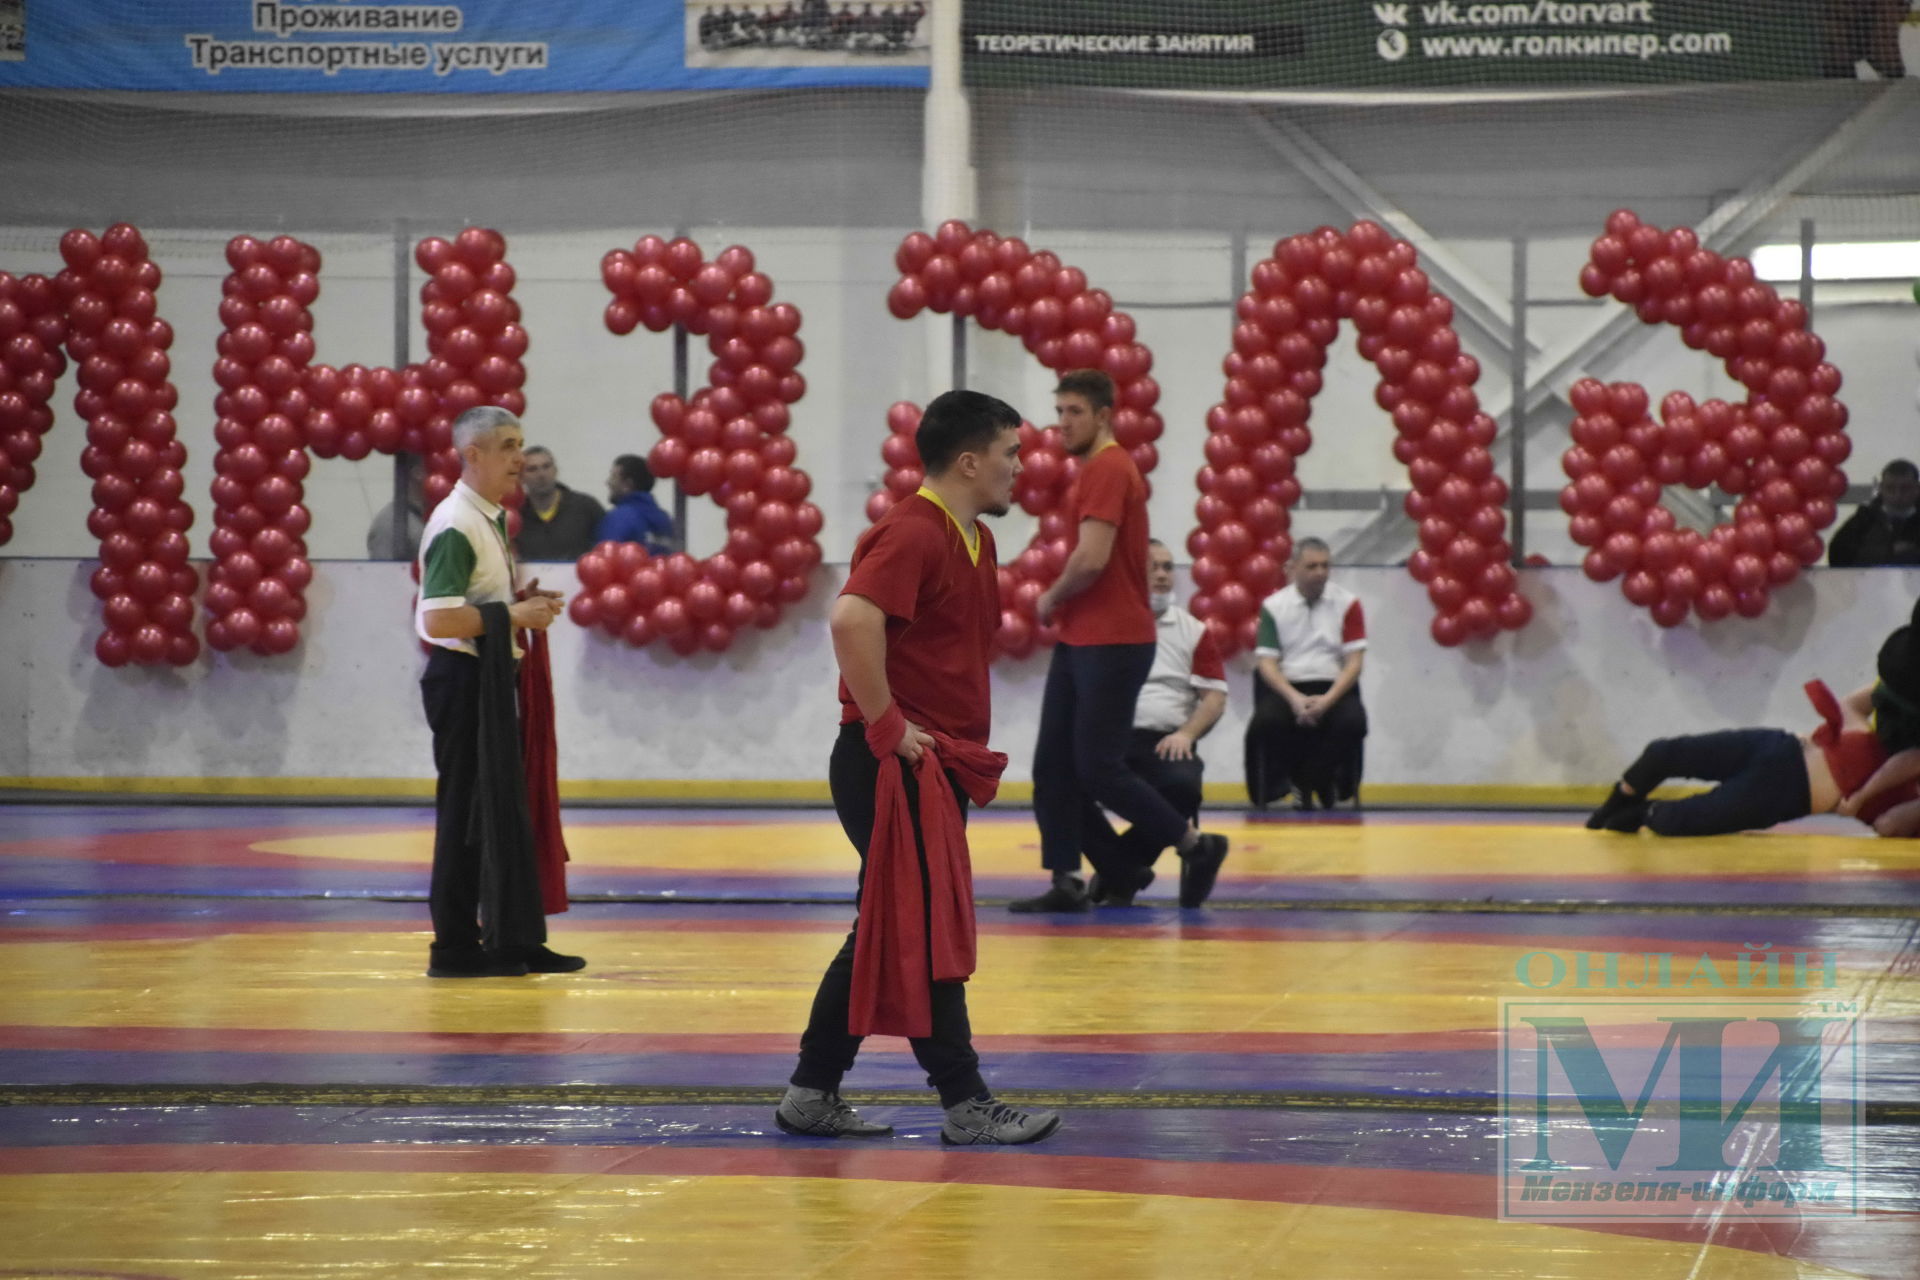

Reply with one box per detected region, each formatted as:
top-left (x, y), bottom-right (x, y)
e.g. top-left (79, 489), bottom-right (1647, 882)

top-left (1623, 728), bottom-right (1813, 837)
top-left (1032, 641), bottom-right (1190, 873)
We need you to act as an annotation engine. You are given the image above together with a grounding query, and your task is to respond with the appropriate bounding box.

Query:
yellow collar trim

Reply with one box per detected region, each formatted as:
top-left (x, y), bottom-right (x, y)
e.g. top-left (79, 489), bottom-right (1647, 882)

top-left (916, 486), bottom-right (980, 565)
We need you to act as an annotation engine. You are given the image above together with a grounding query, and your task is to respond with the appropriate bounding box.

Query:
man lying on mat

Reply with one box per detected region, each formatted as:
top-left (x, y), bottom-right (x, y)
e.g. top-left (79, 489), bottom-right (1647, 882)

top-left (1588, 604), bottom-right (1920, 838)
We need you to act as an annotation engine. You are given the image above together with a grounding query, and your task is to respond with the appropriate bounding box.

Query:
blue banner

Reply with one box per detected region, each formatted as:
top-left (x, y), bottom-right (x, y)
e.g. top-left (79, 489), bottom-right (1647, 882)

top-left (0, 0), bottom-right (932, 92)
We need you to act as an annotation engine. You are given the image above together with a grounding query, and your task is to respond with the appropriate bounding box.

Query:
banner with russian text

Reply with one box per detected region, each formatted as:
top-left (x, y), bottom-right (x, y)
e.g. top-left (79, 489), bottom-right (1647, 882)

top-left (0, 0), bottom-right (932, 92)
top-left (962, 0), bottom-right (1915, 90)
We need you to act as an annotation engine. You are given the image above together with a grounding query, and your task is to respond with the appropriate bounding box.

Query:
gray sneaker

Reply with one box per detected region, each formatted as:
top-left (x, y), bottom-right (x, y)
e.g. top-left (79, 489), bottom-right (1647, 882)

top-left (774, 1086), bottom-right (894, 1138)
top-left (940, 1095), bottom-right (1062, 1146)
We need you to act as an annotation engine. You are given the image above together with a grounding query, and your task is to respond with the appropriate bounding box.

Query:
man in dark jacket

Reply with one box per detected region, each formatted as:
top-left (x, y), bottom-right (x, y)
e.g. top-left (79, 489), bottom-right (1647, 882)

top-left (515, 447), bottom-right (605, 562)
top-left (1829, 460), bottom-right (1920, 567)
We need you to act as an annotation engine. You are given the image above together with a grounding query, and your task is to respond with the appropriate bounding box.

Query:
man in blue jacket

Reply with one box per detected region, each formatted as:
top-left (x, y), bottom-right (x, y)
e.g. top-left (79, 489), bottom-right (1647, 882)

top-left (597, 454), bottom-right (678, 554)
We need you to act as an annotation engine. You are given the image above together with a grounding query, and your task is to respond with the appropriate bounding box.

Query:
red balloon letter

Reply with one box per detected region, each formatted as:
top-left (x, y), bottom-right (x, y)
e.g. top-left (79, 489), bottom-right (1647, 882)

top-left (878, 220), bottom-right (1162, 660)
top-left (1564, 210), bottom-right (1848, 627)
top-left (1193, 221), bottom-right (1523, 651)
top-left (1, 223), bottom-right (201, 667)
top-left (587, 237), bottom-right (821, 655)
top-left (202, 228), bottom-right (525, 656)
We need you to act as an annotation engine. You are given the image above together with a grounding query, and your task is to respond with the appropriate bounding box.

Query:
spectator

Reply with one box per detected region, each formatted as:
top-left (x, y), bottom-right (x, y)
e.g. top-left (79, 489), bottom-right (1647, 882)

top-left (515, 446), bottom-right (604, 562)
top-left (366, 459), bottom-right (425, 561)
top-left (597, 454), bottom-right (678, 555)
top-left (1829, 459), bottom-right (1920, 567)
top-left (1818, 0), bottom-right (1908, 79)
top-left (1085, 539), bottom-right (1230, 907)
top-left (1245, 537), bottom-right (1368, 810)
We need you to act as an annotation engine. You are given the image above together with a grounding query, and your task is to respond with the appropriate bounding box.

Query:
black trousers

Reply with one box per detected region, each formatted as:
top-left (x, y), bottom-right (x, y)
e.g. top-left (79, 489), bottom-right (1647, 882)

top-left (1245, 677), bottom-right (1367, 806)
top-left (1622, 728), bottom-right (1813, 837)
top-left (1083, 728), bottom-right (1205, 882)
top-left (790, 723), bottom-right (986, 1107)
top-left (421, 646), bottom-right (488, 948)
top-left (1033, 641), bottom-right (1189, 873)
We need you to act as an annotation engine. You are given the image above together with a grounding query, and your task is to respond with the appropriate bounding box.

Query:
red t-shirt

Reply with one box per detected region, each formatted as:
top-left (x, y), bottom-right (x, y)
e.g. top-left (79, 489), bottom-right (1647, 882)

top-left (838, 494), bottom-right (1000, 744)
top-left (1056, 443), bottom-right (1154, 646)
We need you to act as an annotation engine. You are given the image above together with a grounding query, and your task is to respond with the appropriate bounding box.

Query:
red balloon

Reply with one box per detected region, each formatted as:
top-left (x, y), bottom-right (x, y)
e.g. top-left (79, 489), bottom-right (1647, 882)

top-left (619, 612), bottom-right (655, 647)
top-left (1649, 597), bottom-right (1689, 628)
top-left (595, 583), bottom-right (634, 624)
top-left (255, 616), bottom-right (297, 655)
top-left (650, 597), bottom-right (690, 636)
top-left (577, 553), bottom-right (613, 590)
top-left (95, 630), bottom-right (132, 668)
top-left (222, 606), bottom-right (262, 648)
top-left (1616, 570), bottom-right (1657, 607)
top-left (887, 278), bottom-right (928, 320)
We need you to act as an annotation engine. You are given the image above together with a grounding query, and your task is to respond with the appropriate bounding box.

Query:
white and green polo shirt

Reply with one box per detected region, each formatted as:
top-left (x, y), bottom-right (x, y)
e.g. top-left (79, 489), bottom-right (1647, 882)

top-left (415, 480), bottom-right (518, 658)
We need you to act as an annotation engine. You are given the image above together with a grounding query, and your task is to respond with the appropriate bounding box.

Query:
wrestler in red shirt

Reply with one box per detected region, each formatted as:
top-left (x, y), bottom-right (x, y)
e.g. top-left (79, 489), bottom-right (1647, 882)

top-left (776, 388), bottom-right (1061, 1147)
top-left (1015, 370), bottom-right (1231, 914)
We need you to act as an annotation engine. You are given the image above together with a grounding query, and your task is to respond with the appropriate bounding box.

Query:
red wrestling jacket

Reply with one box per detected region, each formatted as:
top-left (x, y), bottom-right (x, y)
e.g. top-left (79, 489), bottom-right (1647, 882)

top-left (1805, 680), bottom-right (1916, 825)
top-left (848, 706), bottom-right (1006, 1038)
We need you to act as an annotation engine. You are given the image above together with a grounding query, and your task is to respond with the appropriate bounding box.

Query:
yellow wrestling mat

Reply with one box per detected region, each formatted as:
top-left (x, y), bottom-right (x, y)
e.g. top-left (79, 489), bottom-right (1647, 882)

top-left (254, 817), bottom-right (1920, 879)
top-left (0, 1171), bottom-right (1872, 1280)
top-left (4, 927), bottom-right (1911, 1037)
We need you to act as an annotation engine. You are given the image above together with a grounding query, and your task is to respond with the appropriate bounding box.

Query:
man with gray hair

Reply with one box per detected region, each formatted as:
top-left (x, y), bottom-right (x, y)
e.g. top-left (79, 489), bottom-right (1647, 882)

top-left (416, 406), bottom-right (579, 978)
top-left (1245, 536), bottom-right (1368, 810)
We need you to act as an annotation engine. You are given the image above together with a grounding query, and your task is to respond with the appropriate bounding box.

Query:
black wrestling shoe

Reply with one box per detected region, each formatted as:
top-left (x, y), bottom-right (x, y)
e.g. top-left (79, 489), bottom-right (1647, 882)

top-left (1585, 784), bottom-right (1649, 833)
top-left (518, 944), bottom-right (587, 973)
top-left (1089, 867), bottom-right (1155, 907)
top-left (1602, 800), bottom-right (1650, 834)
top-left (426, 945), bottom-right (529, 978)
top-left (1178, 834), bottom-right (1230, 908)
top-left (1007, 882), bottom-right (1089, 913)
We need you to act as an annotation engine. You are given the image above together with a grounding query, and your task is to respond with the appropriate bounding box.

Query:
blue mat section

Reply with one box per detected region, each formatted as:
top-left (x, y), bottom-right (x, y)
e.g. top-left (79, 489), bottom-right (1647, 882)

top-left (2, 1103), bottom-right (1917, 1211)
top-left (7, 856), bottom-right (1917, 906)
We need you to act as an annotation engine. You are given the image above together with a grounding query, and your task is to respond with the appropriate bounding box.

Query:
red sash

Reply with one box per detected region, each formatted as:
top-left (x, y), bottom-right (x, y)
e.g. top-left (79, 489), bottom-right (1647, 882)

top-left (848, 705), bottom-right (1006, 1038)
top-left (517, 626), bottom-right (571, 915)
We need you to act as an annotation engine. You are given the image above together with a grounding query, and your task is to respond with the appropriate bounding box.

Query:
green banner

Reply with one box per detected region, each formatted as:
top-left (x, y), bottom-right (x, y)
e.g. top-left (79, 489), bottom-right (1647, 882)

top-left (962, 1), bottom-right (1910, 90)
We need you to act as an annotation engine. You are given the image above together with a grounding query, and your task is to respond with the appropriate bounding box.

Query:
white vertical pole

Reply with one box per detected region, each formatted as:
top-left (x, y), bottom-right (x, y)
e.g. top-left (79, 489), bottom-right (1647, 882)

top-left (922, 1), bottom-right (975, 393)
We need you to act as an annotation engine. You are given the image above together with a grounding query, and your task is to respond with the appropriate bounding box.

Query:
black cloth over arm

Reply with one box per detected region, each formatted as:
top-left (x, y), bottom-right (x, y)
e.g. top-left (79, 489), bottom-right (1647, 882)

top-left (472, 602), bottom-right (548, 952)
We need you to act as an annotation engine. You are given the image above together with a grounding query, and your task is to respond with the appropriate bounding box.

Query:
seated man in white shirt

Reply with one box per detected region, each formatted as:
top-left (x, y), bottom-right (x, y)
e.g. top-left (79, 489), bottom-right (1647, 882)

top-left (1245, 537), bottom-right (1368, 810)
top-left (1085, 539), bottom-right (1230, 906)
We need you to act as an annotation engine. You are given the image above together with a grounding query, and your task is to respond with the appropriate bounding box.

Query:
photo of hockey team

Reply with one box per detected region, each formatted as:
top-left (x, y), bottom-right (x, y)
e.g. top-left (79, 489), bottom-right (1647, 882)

top-left (684, 0), bottom-right (929, 69)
